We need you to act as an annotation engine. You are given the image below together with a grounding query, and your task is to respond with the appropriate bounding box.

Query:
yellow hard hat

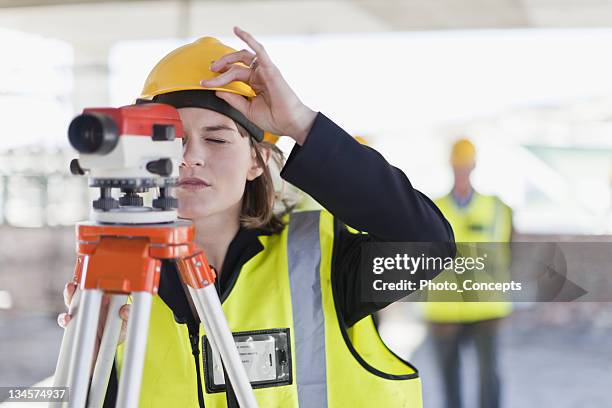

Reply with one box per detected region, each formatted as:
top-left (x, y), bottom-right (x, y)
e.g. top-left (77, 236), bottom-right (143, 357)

top-left (450, 138), bottom-right (476, 166)
top-left (140, 37), bottom-right (255, 100)
top-left (139, 36), bottom-right (279, 143)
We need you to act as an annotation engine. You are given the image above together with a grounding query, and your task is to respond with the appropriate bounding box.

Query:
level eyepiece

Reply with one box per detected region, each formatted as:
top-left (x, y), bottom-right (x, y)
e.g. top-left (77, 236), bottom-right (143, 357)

top-left (68, 113), bottom-right (119, 154)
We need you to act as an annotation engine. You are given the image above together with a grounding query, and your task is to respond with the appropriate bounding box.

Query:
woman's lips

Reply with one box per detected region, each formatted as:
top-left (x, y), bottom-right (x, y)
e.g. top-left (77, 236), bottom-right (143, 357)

top-left (177, 177), bottom-right (211, 190)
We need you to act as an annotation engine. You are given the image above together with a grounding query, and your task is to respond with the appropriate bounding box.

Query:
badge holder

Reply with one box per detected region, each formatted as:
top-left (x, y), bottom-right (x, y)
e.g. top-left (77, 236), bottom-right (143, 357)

top-left (203, 329), bottom-right (292, 392)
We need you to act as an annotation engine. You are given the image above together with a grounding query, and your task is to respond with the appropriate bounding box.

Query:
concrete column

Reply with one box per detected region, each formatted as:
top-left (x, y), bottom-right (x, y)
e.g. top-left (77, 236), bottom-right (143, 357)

top-left (71, 40), bottom-right (112, 114)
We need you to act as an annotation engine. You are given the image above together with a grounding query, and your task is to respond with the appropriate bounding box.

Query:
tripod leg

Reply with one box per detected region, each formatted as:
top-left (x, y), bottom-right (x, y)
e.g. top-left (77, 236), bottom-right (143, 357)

top-left (187, 285), bottom-right (259, 408)
top-left (188, 285), bottom-right (220, 360)
top-left (66, 288), bottom-right (104, 408)
top-left (51, 287), bottom-right (81, 396)
top-left (52, 255), bottom-right (88, 408)
top-left (89, 294), bottom-right (128, 408)
top-left (115, 291), bottom-right (152, 408)
top-left (187, 284), bottom-right (243, 407)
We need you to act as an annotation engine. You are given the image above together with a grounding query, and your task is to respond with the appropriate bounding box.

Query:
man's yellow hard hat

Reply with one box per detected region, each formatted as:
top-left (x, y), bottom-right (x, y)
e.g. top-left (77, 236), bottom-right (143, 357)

top-left (450, 138), bottom-right (476, 166)
top-left (139, 36), bottom-right (278, 143)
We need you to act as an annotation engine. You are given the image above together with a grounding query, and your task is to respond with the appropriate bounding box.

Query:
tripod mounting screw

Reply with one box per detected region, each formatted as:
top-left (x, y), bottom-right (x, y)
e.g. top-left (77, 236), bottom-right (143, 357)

top-left (119, 193), bottom-right (144, 207)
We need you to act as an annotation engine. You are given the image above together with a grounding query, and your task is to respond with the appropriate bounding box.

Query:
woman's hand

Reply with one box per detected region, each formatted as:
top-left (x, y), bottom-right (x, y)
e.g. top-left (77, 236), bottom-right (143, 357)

top-left (58, 281), bottom-right (130, 369)
top-left (200, 26), bottom-right (317, 145)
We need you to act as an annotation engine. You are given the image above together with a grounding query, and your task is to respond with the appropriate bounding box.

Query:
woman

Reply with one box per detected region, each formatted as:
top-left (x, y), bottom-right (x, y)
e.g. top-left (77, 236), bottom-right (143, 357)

top-left (60, 27), bottom-right (453, 407)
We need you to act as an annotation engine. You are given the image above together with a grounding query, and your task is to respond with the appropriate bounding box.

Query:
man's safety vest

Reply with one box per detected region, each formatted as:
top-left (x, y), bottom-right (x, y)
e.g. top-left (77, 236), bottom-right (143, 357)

top-left (117, 210), bottom-right (422, 407)
top-left (423, 192), bottom-right (513, 323)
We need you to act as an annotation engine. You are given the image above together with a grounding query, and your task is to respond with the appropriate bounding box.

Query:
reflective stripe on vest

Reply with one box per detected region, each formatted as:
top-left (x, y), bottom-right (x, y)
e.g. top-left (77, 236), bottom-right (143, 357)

top-left (287, 211), bottom-right (327, 407)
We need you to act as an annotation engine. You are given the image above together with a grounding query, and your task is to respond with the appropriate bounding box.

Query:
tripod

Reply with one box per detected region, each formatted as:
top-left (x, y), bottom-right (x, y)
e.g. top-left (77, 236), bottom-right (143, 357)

top-left (52, 220), bottom-right (258, 408)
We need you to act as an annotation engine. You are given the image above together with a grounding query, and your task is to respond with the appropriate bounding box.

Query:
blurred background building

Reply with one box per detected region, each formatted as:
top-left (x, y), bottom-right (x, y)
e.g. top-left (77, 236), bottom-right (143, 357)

top-left (0, 1), bottom-right (611, 407)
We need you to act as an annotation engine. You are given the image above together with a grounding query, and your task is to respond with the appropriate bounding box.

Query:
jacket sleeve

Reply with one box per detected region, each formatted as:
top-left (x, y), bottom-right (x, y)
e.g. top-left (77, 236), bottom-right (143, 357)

top-left (281, 113), bottom-right (453, 242)
top-left (280, 113), bottom-right (455, 327)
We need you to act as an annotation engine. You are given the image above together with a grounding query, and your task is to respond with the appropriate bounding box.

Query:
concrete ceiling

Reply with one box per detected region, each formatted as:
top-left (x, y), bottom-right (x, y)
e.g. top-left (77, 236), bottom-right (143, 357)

top-left (1, 0), bottom-right (610, 110)
top-left (0, 0), bottom-right (611, 46)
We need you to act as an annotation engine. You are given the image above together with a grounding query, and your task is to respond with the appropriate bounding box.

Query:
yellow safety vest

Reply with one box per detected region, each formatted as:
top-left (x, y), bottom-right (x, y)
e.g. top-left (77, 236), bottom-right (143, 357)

top-left (423, 192), bottom-right (513, 323)
top-left (117, 210), bottom-right (422, 407)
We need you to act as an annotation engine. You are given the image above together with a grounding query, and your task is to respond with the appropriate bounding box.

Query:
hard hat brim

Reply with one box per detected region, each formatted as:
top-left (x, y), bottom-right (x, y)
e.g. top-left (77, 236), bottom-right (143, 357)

top-left (140, 84), bottom-right (256, 101)
top-left (152, 90), bottom-right (264, 142)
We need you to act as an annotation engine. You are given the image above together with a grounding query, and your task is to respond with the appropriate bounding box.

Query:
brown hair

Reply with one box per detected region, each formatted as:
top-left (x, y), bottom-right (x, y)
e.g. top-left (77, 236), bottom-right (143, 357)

top-left (235, 123), bottom-right (289, 234)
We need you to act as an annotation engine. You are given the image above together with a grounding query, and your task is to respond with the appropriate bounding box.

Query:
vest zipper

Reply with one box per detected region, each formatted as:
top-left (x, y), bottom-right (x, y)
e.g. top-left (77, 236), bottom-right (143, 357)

top-left (188, 323), bottom-right (205, 408)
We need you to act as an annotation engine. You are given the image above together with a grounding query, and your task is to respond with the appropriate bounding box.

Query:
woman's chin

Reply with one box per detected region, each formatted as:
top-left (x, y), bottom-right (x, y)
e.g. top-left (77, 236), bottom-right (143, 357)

top-left (176, 193), bottom-right (208, 220)
top-left (177, 207), bottom-right (205, 220)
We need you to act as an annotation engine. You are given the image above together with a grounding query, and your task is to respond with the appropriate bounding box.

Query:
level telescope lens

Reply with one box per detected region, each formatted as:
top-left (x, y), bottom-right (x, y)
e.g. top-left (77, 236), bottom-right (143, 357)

top-left (68, 113), bottom-right (119, 154)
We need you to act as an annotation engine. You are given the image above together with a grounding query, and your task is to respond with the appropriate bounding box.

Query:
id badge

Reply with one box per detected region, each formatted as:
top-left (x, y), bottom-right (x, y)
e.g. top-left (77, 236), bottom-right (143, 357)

top-left (202, 328), bottom-right (292, 392)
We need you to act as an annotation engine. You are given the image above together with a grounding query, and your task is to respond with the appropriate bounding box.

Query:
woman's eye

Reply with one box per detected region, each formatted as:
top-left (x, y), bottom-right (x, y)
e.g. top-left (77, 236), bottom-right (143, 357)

top-left (206, 138), bottom-right (227, 144)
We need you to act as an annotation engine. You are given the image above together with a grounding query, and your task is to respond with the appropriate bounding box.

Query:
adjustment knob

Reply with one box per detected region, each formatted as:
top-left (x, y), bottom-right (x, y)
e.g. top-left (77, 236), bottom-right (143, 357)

top-left (93, 197), bottom-right (119, 211)
top-left (70, 158), bottom-right (85, 175)
top-left (152, 196), bottom-right (178, 210)
top-left (119, 193), bottom-right (144, 206)
top-left (146, 158), bottom-right (173, 177)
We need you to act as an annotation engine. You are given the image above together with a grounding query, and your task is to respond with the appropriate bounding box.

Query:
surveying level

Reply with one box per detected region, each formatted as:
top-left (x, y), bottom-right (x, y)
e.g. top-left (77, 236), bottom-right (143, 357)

top-left (52, 103), bottom-right (258, 408)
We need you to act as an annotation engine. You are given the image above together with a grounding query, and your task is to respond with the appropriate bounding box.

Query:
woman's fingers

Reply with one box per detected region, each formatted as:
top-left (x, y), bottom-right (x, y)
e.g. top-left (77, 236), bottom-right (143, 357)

top-left (58, 289), bottom-right (130, 349)
top-left (201, 65), bottom-right (251, 88)
top-left (210, 49), bottom-right (256, 73)
top-left (118, 321), bottom-right (128, 344)
top-left (203, 27), bottom-right (274, 89)
top-left (201, 26), bottom-right (315, 142)
top-left (233, 26), bottom-right (272, 65)
top-left (60, 281), bottom-right (77, 329)
top-left (57, 312), bottom-right (71, 328)
top-left (118, 304), bottom-right (130, 344)
top-left (215, 91), bottom-right (250, 116)
top-left (119, 304), bottom-right (130, 322)
top-left (63, 281), bottom-right (76, 308)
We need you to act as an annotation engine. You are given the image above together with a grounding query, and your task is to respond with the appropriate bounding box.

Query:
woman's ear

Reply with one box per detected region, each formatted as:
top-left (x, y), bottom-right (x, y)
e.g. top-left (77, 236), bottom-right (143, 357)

top-left (246, 144), bottom-right (270, 181)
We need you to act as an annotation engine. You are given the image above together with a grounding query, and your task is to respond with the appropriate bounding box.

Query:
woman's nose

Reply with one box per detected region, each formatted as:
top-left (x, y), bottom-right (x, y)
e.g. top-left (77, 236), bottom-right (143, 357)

top-left (181, 156), bottom-right (204, 167)
top-left (181, 148), bottom-right (205, 167)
